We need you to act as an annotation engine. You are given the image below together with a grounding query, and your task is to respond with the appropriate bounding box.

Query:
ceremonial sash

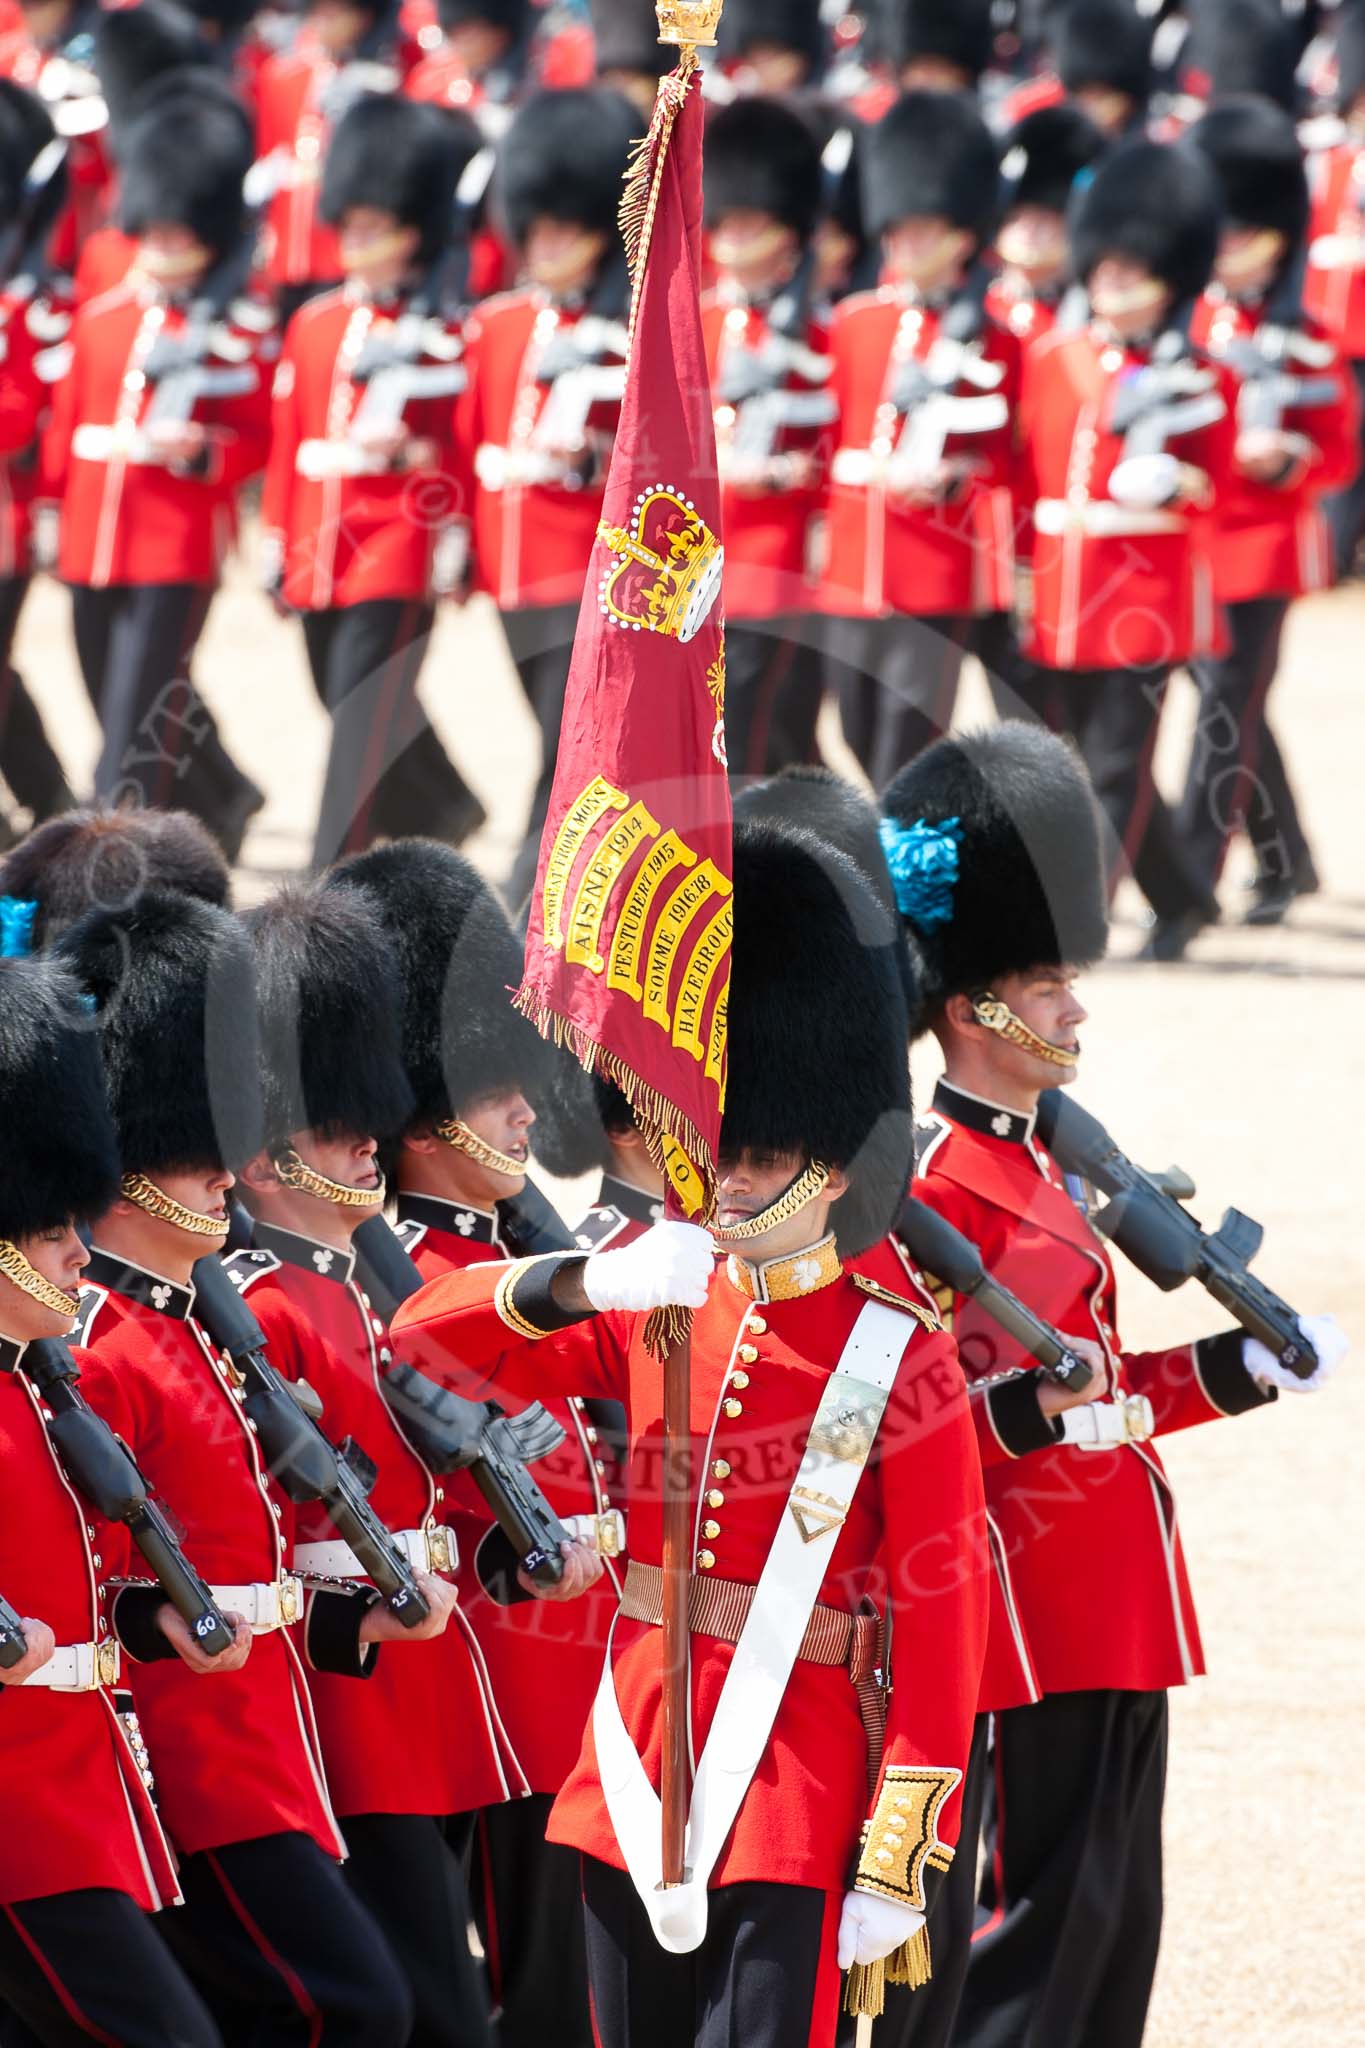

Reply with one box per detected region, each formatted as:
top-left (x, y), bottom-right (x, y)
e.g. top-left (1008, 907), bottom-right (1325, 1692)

top-left (593, 1296), bottom-right (909, 1953)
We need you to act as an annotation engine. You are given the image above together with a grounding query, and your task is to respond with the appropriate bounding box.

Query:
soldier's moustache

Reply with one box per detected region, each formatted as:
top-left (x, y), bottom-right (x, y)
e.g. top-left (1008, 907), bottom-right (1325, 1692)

top-left (272, 1150), bottom-right (386, 1211)
top-left (711, 1161), bottom-right (832, 1245)
top-left (971, 996), bottom-right (1076, 1068)
top-left (0, 1240), bottom-right (79, 1319)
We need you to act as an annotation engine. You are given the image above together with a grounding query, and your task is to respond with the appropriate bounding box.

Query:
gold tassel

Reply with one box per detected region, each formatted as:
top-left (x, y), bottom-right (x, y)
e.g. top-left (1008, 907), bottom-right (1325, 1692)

top-left (886, 1925), bottom-right (933, 1992)
top-left (843, 1927), bottom-right (933, 2020)
top-left (614, 48), bottom-right (698, 340)
top-left (643, 1302), bottom-right (693, 1360)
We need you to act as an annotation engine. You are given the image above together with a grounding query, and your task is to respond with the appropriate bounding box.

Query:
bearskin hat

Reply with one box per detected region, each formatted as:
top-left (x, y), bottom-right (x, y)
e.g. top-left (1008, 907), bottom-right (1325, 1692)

top-left (110, 63), bottom-right (252, 159)
top-left (0, 79), bottom-right (57, 218)
top-left (1181, 0), bottom-right (1298, 112)
top-left (181, 0), bottom-right (262, 34)
top-left (241, 884), bottom-right (413, 1153)
top-left (0, 959), bottom-right (122, 1241)
top-left (118, 91), bottom-right (251, 254)
top-left (94, 0), bottom-right (209, 128)
top-left (322, 95), bottom-right (483, 266)
top-left (437, 0), bottom-right (529, 33)
top-left (590, 0), bottom-right (673, 77)
top-left (1068, 138), bottom-right (1222, 304)
top-left (327, 840), bottom-right (549, 1156)
top-left (880, 723), bottom-right (1109, 1013)
top-left (721, 821), bottom-right (913, 1259)
top-left (1188, 95), bottom-right (1308, 248)
top-left (496, 87), bottom-right (638, 246)
top-left (719, 0), bottom-right (825, 70)
top-left (1337, 8), bottom-right (1365, 114)
top-left (704, 97), bottom-right (824, 241)
top-left (1001, 102), bottom-right (1106, 217)
top-left (0, 808), bottom-right (230, 954)
top-left (891, 0), bottom-right (995, 81)
top-left (1054, 0), bottom-right (1154, 103)
top-left (864, 90), bottom-right (1000, 244)
top-left (53, 893), bottom-right (262, 1177)
top-left (733, 766), bottom-right (897, 932)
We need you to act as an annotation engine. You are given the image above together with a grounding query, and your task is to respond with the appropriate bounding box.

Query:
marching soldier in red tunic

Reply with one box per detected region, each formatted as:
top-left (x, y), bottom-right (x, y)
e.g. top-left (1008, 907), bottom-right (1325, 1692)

top-left (880, 721), bottom-right (1347, 2048)
top-left (1015, 137), bottom-right (1235, 959)
top-left (588, 0), bottom-right (675, 116)
top-left (0, 955), bottom-right (227, 2048)
top-left (821, 90), bottom-right (1019, 788)
top-left (458, 84), bottom-right (637, 903)
top-left (701, 95), bottom-right (833, 779)
top-left (1180, 96), bottom-right (1359, 921)
top-left (1305, 8), bottom-right (1365, 571)
top-left (55, 891), bottom-right (420, 2045)
top-left (44, 86), bottom-right (270, 850)
top-left (262, 92), bottom-right (484, 867)
top-left (886, 0), bottom-right (995, 99)
top-left (391, 821), bottom-right (991, 2048)
top-left (1049, 0), bottom-right (1153, 142)
top-left (404, 0), bottom-right (529, 132)
top-left (326, 835), bottom-right (615, 2048)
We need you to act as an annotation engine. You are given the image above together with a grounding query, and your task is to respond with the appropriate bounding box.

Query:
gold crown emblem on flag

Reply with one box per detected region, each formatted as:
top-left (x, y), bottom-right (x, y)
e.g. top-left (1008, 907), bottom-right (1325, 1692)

top-left (655, 0), bottom-right (723, 46)
top-left (597, 486), bottom-right (724, 643)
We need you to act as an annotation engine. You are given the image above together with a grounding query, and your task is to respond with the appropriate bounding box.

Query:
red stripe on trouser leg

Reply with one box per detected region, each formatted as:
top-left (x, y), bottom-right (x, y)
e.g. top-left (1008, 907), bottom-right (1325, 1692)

top-left (806, 1889), bottom-right (845, 2048)
top-left (204, 1849), bottom-right (324, 2048)
top-left (476, 1812), bottom-right (504, 2007)
top-left (972, 1724), bottom-right (1007, 1945)
top-left (581, 1856), bottom-right (606, 2048)
top-left (0, 1905), bottom-right (121, 2048)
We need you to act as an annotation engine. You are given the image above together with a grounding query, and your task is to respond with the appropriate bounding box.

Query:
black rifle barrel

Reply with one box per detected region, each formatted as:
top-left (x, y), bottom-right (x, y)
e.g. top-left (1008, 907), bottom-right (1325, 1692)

top-left (895, 1198), bottom-right (1094, 1390)
top-left (0, 1590), bottom-right (28, 1668)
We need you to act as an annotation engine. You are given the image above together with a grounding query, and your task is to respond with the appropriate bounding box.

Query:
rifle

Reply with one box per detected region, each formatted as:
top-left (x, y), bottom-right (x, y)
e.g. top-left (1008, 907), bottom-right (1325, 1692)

top-left (189, 1256), bottom-right (432, 1626)
top-left (887, 262), bottom-right (1010, 480)
top-left (22, 1340), bottom-right (237, 1656)
top-left (350, 1215), bottom-right (574, 1589)
top-left (1105, 317), bottom-right (1226, 460)
top-left (1211, 245), bottom-right (1341, 439)
top-left (894, 1196), bottom-right (1095, 1391)
top-left (530, 247), bottom-right (630, 481)
top-left (1033, 1090), bottom-right (1318, 1380)
top-left (0, 1590), bottom-right (29, 1669)
top-left (140, 225), bottom-right (262, 434)
top-left (0, 138), bottom-right (69, 293)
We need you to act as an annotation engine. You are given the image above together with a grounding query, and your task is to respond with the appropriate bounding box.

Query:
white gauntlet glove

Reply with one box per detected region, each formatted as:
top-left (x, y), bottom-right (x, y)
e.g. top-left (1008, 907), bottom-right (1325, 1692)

top-left (837, 1891), bottom-right (927, 1971)
top-left (1244, 1312), bottom-right (1349, 1393)
top-left (581, 1221), bottom-right (714, 1315)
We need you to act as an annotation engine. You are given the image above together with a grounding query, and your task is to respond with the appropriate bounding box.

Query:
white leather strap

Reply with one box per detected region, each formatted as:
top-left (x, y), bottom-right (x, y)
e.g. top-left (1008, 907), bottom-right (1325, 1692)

top-left (73, 423), bottom-right (155, 466)
top-left (594, 1297), bottom-right (909, 1953)
top-left (209, 1576), bottom-right (304, 1633)
top-left (294, 1529), bottom-right (456, 1579)
top-left (474, 443), bottom-right (574, 491)
top-left (1033, 498), bottom-right (1186, 538)
top-left (21, 1639), bottom-right (121, 1691)
top-left (1059, 1395), bottom-right (1155, 1449)
top-left (562, 1510), bottom-right (627, 1559)
top-left (295, 437), bottom-right (390, 481)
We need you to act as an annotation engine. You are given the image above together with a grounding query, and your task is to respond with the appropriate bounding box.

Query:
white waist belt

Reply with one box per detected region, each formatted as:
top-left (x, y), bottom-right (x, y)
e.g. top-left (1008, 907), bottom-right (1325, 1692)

top-left (296, 438), bottom-right (390, 482)
top-left (210, 1576), bottom-right (303, 1633)
top-left (1059, 1395), bottom-right (1155, 1449)
top-left (1033, 498), bottom-right (1186, 539)
top-left (474, 443), bottom-right (574, 491)
top-left (22, 1639), bottom-right (121, 1691)
top-left (294, 1528), bottom-right (456, 1580)
top-left (72, 422), bottom-right (156, 466)
top-left (562, 1510), bottom-right (626, 1558)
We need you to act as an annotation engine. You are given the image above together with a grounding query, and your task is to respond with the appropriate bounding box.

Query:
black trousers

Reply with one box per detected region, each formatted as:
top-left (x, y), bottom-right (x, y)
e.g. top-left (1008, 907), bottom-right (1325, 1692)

top-left (955, 1690), bottom-right (1168, 2048)
top-left (723, 620), bottom-right (823, 783)
top-left (580, 1855), bottom-right (840, 2048)
top-left (1050, 667), bottom-right (1215, 923)
top-left (69, 582), bottom-right (252, 823)
top-left (472, 1796), bottom-right (590, 2048)
top-left (503, 604), bottom-right (580, 908)
top-left (972, 614), bottom-right (1062, 730)
top-left (825, 614), bottom-right (972, 792)
top-left (156, 1830), bottom-right (414, 2048)
top-left (341, 1813), bottom-right (491, 2048)
top-left (1177, 595), bottom-right (1311, 891)
top-left (301, 599), bottom-right (482, 870)
top-left (0, 1887), bottom-right (221, 2048)
top-left (1325, 359), bottom-right (1365, 579)
top-left (0, 576), bottom-right (70, 822)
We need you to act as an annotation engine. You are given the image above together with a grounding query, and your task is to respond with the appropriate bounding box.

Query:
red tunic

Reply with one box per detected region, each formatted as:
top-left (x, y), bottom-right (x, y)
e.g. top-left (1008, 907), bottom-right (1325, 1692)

top-left (1190, 292), bottom-right (1359, 602)
top-left (914, 1082), bottom-right (1278, 1698)
top-left (45, 280), bottom-right (275, 588)
top-left (392, 1248), bottom-right (990, 1895)
top-left (820, 284), bottom-right (1019, 619)
top-left (260, 285), bottom-right (473, 610)
top-left (393, 1195), bottom-right (625, 1796)
top-left (0, 283), bottom-right (70, 578)
top-left (1015, 321), bottom-right (1238, 671)
top-left (1305, 141), bottom-right (1365, 357)
top-left (701, 287), bottom-right (833, 619)
top-left (230, 1223), bottom-right (530, 1815)
top-left (458, 289), bottom-right (626, 611)
top-left (0, 1343), bottom-right (179, 1910)
top-left (76, 1263), bottom-right (346, 1861)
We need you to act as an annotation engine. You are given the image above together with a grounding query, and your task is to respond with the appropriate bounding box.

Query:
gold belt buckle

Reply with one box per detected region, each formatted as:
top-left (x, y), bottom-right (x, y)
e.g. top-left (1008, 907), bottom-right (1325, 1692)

top-left (96, 1638), bottom-right (120, 1689)
top-left (595, 1511), bottom-right (625, 1559)
top-left (278, 1576), bottom-right (302, 1627)
top-left (425, 1525), bottom-right (455, 1576)
top-left (1121, 1395), bottom-right (1155, 1444)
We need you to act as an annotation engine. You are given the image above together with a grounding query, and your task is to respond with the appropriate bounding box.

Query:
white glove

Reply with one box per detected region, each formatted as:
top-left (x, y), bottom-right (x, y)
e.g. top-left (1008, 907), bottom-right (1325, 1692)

top-left (1244, 1313), bottom-right (1349, 1393)
top-left (837, 1891), bottom-right (927, 1971)
top-left (581, 1221), bottom-right (714, 1316)
top-left (1108, 451), bottom-right (1181, 509)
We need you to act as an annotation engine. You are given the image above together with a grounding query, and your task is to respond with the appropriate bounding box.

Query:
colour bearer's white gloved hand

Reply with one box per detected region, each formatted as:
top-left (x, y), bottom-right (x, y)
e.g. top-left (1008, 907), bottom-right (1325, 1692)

top-left (1244, 1313), bottom-right (1349, 1393)
top-left (582, 1221), bottom-right (714, 1315)
top-left (837, 1891), bottom-right (927, 1971)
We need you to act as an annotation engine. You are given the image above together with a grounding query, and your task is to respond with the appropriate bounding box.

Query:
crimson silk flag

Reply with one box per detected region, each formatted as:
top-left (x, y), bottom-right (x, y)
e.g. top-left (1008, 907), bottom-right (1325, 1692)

top-left (514, 56), bottom-right (730, 1225)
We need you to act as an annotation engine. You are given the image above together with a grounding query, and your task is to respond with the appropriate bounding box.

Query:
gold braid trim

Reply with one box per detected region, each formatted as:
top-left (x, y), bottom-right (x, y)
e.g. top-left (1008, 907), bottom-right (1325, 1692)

top-left (0, 1239), bottom-right (79, 1318)
top-left (493, 1256), bottom-right (565, 1342)
top-left (855, 1765), bottom-right (961, 1911)
top-left (120, 1173), bottom-right (226, 1239)
top-left (711, 1162), bottom-right (831, 1245)
top-left (619, 48), bottom-right (698, 342)
top-left (843, 1928), bottom-right (934, 2019)
top-left (972, 995), bottom-right (1076, 1069)
top-left (434, 1119), bottom-right (525, 1180)
top-left (272, 1151), bottom-right (386, 1212)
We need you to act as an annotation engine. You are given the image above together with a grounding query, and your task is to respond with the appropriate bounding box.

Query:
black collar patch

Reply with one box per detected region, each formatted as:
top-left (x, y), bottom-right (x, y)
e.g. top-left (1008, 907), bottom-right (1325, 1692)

top-left (395, 1193), bottom-right (500, 1248)
top-left (252, 1222), bottom-right (356, 1287)
top-left (598, 1176), bottom-right (666, 1227)
top-left (0, 1339), bottom-right (25, 1374)
top-left (85, 1250), bottom-right (196, 1321)
top-left (933, 1081), bottom-right (1037, 1147)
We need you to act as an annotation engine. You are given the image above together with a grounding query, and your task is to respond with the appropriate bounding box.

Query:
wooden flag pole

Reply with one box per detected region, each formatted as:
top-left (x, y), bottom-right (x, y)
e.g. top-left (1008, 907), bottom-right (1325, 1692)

top-left (660, 1324), bottom-right (693, 1887)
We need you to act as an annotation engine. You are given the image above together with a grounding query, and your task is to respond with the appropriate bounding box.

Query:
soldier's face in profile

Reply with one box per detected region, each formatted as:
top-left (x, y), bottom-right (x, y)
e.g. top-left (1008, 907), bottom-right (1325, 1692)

top-left (996, 206), bottom-right (1068, 288)
top-left (524, 220), bottom-right (608, 297)
top-left (1214, 226), bottom-right (1285, 302)
top-left (292, 1130), bottom-right (383, 1198)
top-left (882, 216), bottom-right (972, 295)
top-left (0, 1225), bottom-right (87, 1342)
top-left (714, 1149), bottom-right (850, 1260)
top-left (710, 210), bottom-right (799, 295)
top-left (1088, 256), bottom-right (1172, 340)
top-left (989, 968), bottom-right (1087, 1086)
top-left (137, 224), bottom-right (212, 291)
top-left (339, 208), bottom-right (420, 292)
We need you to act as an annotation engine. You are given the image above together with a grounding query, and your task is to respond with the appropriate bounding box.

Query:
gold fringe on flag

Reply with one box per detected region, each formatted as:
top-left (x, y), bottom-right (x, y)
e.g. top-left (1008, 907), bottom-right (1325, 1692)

top-left (843, 1927), bottom-right (934, 2022)
top-left (618, 47), bottom-right (699, 342)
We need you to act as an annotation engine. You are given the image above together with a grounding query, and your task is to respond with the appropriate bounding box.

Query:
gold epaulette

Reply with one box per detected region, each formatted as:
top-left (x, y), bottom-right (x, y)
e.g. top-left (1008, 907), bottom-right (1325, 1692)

top-left (851, 1273), bottom-right (942, 1332)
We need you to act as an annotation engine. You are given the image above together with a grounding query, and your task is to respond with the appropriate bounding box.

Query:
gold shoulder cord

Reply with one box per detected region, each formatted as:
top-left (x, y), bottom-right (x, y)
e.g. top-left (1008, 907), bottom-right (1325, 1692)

top-left (121, 1173), bottom-right (227, 1238)
top-left (435, 1119), bottom-right (525, 1180)
top-left (971, 996), bottom-right (1076, 1069)
top-left (272, 1151), bottom-right (386, 1211)
top-left (0, 1239), bottom-right (80, 1318)
top-left (711, 1161), bottom-right (832, 1244)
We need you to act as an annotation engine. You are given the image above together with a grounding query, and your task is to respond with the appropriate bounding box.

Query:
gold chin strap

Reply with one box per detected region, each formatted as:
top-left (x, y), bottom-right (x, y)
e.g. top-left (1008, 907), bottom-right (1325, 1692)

top-left (972, 996), bottom-right (1077, 1070)
top-left (0, 1239), bottom-right (80, 1319)
top-left (435, 1119), bottom-right (526, 1181)
top-left (121, 1172), bottom-right (227, 1239)
top-left (272, 1150), bottom-right (387, 1211)
top-left (711, 1161), bottom-right (832, 1245)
